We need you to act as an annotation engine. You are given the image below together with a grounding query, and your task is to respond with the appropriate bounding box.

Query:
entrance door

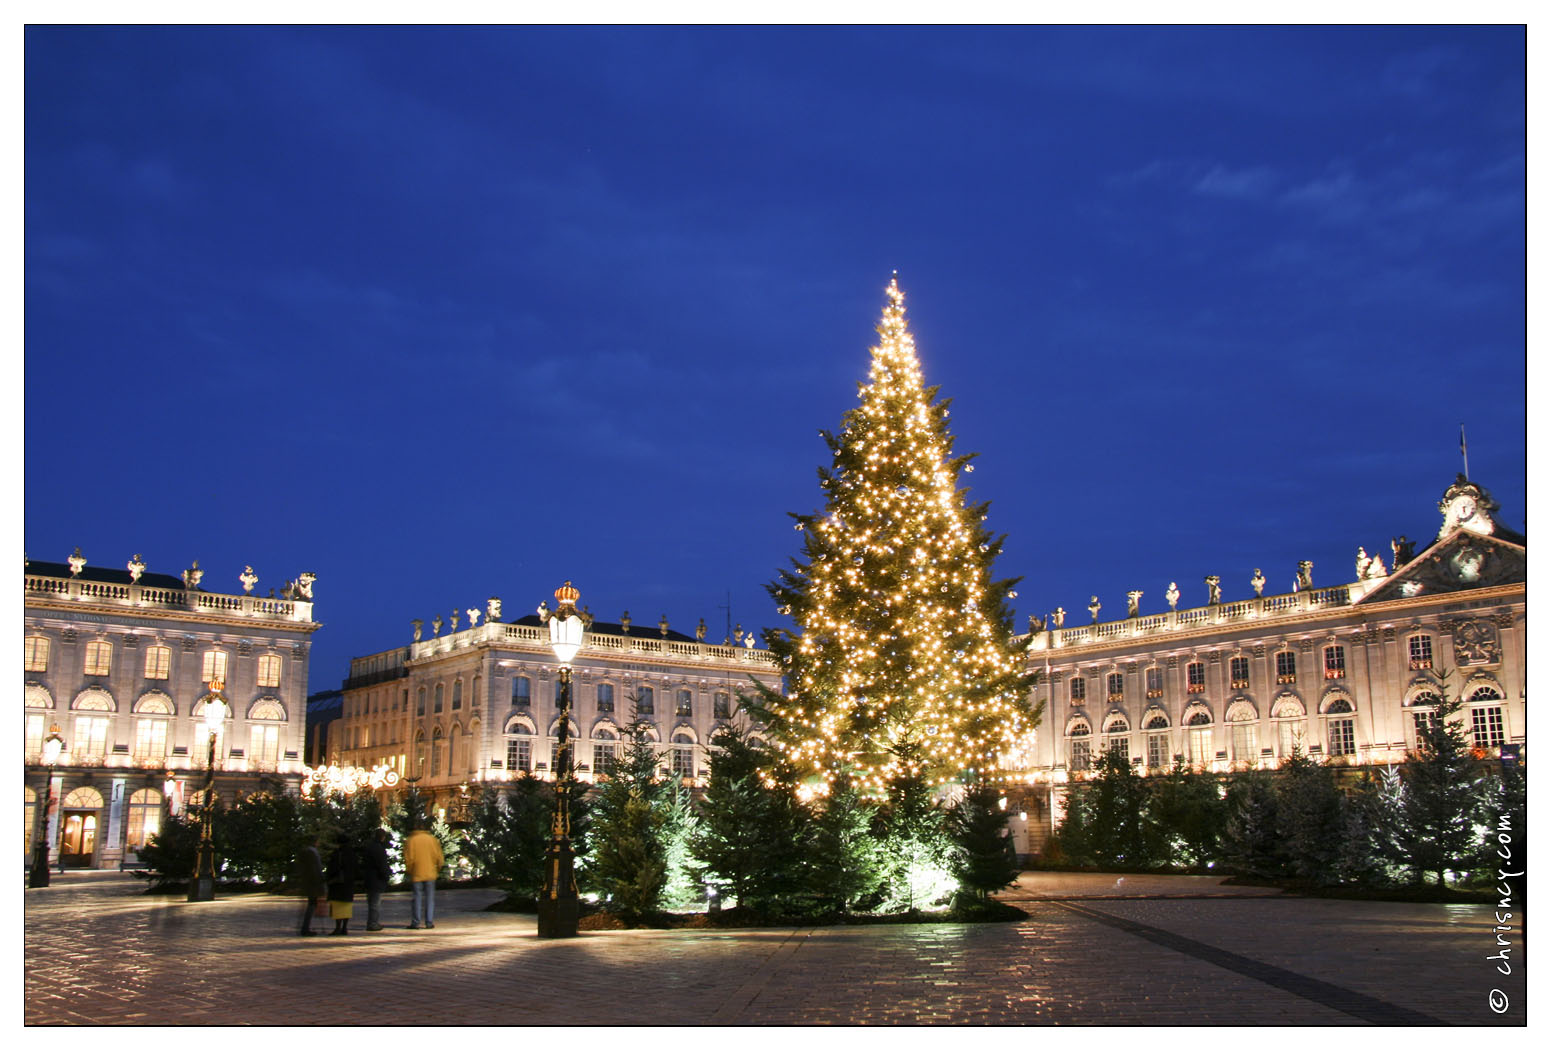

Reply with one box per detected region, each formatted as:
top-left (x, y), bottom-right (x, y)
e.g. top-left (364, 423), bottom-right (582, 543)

top-left (60, 811), bottom-right (97, 868)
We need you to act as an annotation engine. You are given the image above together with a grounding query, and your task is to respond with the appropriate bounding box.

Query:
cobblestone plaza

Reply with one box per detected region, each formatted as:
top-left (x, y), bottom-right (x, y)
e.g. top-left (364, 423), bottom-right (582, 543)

top-left (23, 870), bottom-right (1525, 1027)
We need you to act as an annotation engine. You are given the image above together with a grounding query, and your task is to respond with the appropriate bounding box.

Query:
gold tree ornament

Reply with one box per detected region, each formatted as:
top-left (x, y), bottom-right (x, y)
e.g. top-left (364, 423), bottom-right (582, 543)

top-left (760, 277), bottom-right (1040, 796)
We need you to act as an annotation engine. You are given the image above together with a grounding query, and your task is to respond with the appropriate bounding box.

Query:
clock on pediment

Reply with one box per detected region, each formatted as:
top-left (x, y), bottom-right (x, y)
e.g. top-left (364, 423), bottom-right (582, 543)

top-left (1437, 475), bottom-right (1499, 540)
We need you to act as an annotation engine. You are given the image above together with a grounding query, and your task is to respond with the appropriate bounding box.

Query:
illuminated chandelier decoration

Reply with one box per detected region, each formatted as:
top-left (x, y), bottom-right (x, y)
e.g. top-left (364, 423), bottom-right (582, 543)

top-left (302, 762), bottom-right (402, 796)
top-left (761, 276), bottom-right (1039, 796)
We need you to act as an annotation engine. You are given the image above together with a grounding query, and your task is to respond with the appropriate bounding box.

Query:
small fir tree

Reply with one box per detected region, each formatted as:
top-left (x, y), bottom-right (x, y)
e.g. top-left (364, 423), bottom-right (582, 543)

top-left (1221, 769), bottom-right (1284, 879)
top-left (692, 725), bottom-right (808, 913)
top-left (1395, 676), bottom-right (1485, 886)
top-left (460, 776), bottom-right (554, 901)
top-left (1148, 760), bottom-right (1227, 869)
top-left (760, 277), bottom-right (1038, 797)
top-left (1056, 747), bottom-right (1158, 869)
top-left (946, 782), bottom-right (1021, 906)
top-left (801, 777), bottom-right (888, 914)
top-left (874, 751), bottom-right (956, 912)
top-left (1275, 752), bottom-right (1346, 884)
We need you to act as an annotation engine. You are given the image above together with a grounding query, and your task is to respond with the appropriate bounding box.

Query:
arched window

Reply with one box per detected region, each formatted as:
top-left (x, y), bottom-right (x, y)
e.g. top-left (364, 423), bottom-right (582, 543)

top-left (1226, 702), bottom-right (1258, 764)
top-left (592, 728), bottom-right (618, 776)
top-left (1323, 696), bottom-right (1356, 756)
top-left (448, 725), bottom-right (461, 774)
top-left (1467, 685), bottom-right (1505, 749)
top-left (466, 719), bottom-right (480, 774)
top-left (1406, 687), bottom-right (1442, 746)
top-left (1184, 708), bottom-right (1213, 765)
top-left (249, 699), bottom-right (285, 765)
top-left (506, 726), bottom-right (533, 773)
top-left (1143, 712), bottom-right (1170, 769)
top-left (431, 727), bottom-right (444, 775)
top-left (1274, 695), bottom-right (1307, 758)
top-left (670, 730), bottom-right (696, 779)
top-left (1067, 720), bottom-right (1092, 772)
top-left (133, 694), bottom-right (174, 760)
top-left (126, 788), bottom-right (164, 852)
top-left (1102, 715), bottom-right (1130, 762)
top-left (72, 690), bottom-right (114, 759)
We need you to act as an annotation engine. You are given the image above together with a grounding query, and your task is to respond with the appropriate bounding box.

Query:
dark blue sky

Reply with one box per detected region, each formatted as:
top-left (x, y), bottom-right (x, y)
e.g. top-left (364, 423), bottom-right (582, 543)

top-left (24, 27), bottom-right (1526, 690)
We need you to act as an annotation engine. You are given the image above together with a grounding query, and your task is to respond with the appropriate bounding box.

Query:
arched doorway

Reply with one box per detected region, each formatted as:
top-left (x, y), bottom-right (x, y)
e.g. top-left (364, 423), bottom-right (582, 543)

top-left (59, 786), bottom-right (105, 868)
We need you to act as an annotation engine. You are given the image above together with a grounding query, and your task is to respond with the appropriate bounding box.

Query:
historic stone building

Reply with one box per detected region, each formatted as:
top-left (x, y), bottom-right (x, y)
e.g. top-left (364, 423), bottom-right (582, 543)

top-left (1001, 475), bottom-right (1526, 857)
top-left (332, 597), bottom-right (783, 817)
top-left (23, 553), bottom-right (319, 870)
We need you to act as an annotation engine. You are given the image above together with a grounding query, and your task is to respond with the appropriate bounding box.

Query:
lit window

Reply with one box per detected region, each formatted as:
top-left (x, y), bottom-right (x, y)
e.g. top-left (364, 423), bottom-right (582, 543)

top-left (593, 730), bottom-right (617, 776)
top-left (1469, 688), bottom-right (1505, 748)
top-left (125, 788), bottom-right (164, 853)
top-left (637, 686), bottom-right (655, 715)
top-left (1104, 718), bottom-right (1129, 761)
top-left (670, 733), bottom-right (695, 778)
top-left (713, 692), bottom-right (731, 719)
top-left (1068, 725), bottom-right (1091, 772)
top-left (1408, 634), bottom-right (1433, 670)
top-left (256, 654), bottom-right (282, 688)
top-left (201, 650), bottom-right (228, 684)
top-left (1230, 656), bottom-right (1250, 689)
top-left (1069, 677), bottom-right (1086, 704)
top-left (1275, 650), bottom-right (1297, 684)
top-left (1324, 698), bottom-right (1355, 755)
top-left (25, 636), bottom-right (50, 672)
top-left (250, 724), bottom-right (280, 764)
top-left (1323, 645), bottom-right (1346, 680)
top-left (1144, 667), bottom-right (1164, 699)
top-left (74, 714), bottom-right (110, 758)
top-left (431, 728), bottom-right (444, 774)
top-left (1185, 711), bottom-right (1212, 764)
top-left (133, 718), bottom-right (168, 759)
top-left (507, 734), bottom-right (532, 772)
top-left (676, 689), bottom-right (693, 716)
top-left (1144, 716), bottom-right (1170, 769)
top-left (1186, 662), bottom-right (1206, 694)
top-left (597, 683), bottom-right (615, 713)
top-left (145, 645), bottom-right (171, 680)
top-left (1229, 717), bottom-right (1257, 764)
top-left (1106, 673), bottom-right (1124, 703)
top-left (25, 713), bottom-right (46, 757)
top-left (84, 640), bottom-right (113, 676)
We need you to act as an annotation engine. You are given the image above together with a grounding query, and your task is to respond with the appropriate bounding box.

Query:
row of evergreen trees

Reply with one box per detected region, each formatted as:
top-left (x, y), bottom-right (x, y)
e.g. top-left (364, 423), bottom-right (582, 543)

top-left (1057, 690), bottom-right (1525, 888)
top-left (136, 701), bottom-right (1024, 921)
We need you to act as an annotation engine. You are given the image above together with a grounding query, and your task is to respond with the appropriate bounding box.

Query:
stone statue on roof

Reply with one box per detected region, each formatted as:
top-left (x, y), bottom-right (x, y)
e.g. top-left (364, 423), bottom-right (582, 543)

top-left (128, 554), bottom-right (146, 583)
top-left (239, 566), bottom-right (257, 594)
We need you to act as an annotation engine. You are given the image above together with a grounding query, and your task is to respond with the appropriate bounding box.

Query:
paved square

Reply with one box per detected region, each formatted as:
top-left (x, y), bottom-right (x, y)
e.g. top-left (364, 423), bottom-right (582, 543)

top-left (23, 871), bottom-right (1526, 1026)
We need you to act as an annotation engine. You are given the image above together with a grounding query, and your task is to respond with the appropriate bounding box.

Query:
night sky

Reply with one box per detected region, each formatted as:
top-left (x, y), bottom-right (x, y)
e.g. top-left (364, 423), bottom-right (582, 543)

top-left (23, 27), bottom-right (1527, 692)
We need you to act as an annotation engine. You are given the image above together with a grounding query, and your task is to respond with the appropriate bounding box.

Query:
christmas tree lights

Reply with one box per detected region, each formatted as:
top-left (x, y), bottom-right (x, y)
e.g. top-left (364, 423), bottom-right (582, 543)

top-left (760, 276), bottom-right (1039, 797)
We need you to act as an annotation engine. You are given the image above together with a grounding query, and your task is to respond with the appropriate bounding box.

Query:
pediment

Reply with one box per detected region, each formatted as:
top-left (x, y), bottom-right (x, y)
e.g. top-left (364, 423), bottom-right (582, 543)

top-left (1358, 528), bottom-right (1525, 604)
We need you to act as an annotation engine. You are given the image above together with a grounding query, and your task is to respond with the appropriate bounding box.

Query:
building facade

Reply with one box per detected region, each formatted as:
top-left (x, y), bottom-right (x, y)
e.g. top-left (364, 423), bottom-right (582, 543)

top-left (23, 553), bottom-right (319, 870)
top-left (1001, 475), bottom-right (1526, 857)
top-left (332, 597), bottom-right (782, 817)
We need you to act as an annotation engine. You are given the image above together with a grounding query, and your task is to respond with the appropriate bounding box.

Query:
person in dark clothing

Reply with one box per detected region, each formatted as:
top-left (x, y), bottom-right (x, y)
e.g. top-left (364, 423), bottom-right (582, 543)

top-left (325, 833), bottom-right (359, 936)
top-left (294, 834), bottom-right (327, 937)
top-left (362, 828), bottom-right (393, 931)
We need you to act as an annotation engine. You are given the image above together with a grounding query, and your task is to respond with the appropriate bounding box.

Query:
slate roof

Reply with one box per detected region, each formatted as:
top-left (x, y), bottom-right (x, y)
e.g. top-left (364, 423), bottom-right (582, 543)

top-left (24, 558), bottom-right (192, 591)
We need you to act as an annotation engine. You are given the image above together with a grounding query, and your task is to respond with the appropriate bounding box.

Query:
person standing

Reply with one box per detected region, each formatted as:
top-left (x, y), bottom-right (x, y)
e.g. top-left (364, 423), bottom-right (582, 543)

top-left (294, 833), bottom-right (327, 937)
top-left (404, 822), bottom-right (444, 929)
top-left (362, 828), bottom-right (393, 932)
top-left (325, 832), bottom-right (359, 936)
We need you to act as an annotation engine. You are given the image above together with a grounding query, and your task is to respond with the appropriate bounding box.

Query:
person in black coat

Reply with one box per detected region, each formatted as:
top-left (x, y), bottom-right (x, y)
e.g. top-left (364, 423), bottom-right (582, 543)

top-left (325, 833), bottom-right (359, 936)
top-left (294, 833), bottom-right (327, 937)
top-left (362, 828), bottom-right (393, 932)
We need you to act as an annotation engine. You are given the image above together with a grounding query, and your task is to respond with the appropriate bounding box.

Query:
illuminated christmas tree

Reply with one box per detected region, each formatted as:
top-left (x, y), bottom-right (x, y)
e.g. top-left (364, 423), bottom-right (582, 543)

top-left (760, 276), bottom-right (1039, 797)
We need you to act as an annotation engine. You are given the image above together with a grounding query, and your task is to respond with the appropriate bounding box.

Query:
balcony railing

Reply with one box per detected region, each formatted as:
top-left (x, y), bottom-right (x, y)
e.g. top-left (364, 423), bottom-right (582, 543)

top-left (25, 574), bottom-right (312, 623)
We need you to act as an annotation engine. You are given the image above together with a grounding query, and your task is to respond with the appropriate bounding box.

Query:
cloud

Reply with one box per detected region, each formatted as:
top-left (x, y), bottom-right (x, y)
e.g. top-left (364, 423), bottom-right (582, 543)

top-left (1381, 46), bottom-right (1464, 97)
top-left (1193, 165), bottom-right (1278, 201)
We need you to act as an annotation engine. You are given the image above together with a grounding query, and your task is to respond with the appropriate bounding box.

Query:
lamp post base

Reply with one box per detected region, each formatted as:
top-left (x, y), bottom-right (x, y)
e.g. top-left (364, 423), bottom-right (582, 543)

top-left (188, 842), bottom-right (217, 902)
top-left (28, 845), bottom-right (51, 888)
top-left (536, 840), bottom-right (579, 938)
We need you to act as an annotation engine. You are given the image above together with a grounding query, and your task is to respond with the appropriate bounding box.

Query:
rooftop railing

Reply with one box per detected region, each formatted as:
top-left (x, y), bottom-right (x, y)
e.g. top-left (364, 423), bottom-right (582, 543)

top-left (24, 574), bottom-right (313, 623)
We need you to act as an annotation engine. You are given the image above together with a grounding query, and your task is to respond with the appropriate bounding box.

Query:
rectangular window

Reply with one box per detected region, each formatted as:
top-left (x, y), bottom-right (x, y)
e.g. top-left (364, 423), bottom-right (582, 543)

top-left (1187, 726), bottom-right (1213, 765)
top-left (250, 724), bottom-right (280, 764)
top-left (597, 683), bottom-right (615, 712)
top-left (1105, 735), bottom-right (1129, 762)
top-left (1328, 718), bottom-right (1356, 756)
top-left (671, 746), bottom-right (694, 779)
top-left (1411, 709), bottom-right (1440, 744)
top-left (126, 802), bottom-right (160, 853)
top-left (676, 689), bottom-right (693, 716)
top-left (713, 692), bottom-right (731, 719)
top-left (637, 687), bottom-right (655, 715)
top-left (417, 689), bottom-right (427, 716)
top-left (1069, 736), bottom-right (1091, 772)
top-left (1275, 651), bottom-right (1297, 684)
top-left (1471, 707), bottom-right (1505, 748)
top-left (84, 640), bottom-right (113, 676)
top-left (256, 654), bottom-right (282, 688)
top-left (1230, 722), bottom-right (1257, 763)
top-left (201, 650), bottom-right (228, 684)
top-left (1408, 635), bottom-right (1434, 670)
top-left (1106, 673), bottom-right (1124, 703)
top-left (452, 680), bottom-right (462, 710)
top-left (593, 740), bottom-right (617, 776)
top-left (507, 737), bottom-right (532, 772)
top-left (1146, 731), bottom-right (1168, 770)
top-left (133, 719), bottom-right (168, 759)
top-left (1230, 657), bottom-right (1250, 689)
top-left (1145, 667), bottom-right (1164, 698)
top-left (1186, 662), bottom-right (1206, 694)
top-left (24, 636), bottom-right (50, 672)
top-left (26, 713), bottom-right (45, 758)
top-left (74, 715), bottom-right (110, 758)
top-left (1069, 677), bottom-right (1086, 704)
top-left (512, 677), bottom-right (530, 706)
top-left (145, 645), bottom-right (171, 680)
top-left (1324, 645), bottom-right (1346, 680)
top-left (1278, 719), bottom-right (1302, 757)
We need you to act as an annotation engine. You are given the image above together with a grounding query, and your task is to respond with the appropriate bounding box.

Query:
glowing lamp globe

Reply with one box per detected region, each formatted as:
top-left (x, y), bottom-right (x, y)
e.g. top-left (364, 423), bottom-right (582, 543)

top-left (202, 683), bottom-right (230, 735)
top-left (41, 725), bottom-right (65, 766)
top-left (547, 581), bottom-right (586, 665)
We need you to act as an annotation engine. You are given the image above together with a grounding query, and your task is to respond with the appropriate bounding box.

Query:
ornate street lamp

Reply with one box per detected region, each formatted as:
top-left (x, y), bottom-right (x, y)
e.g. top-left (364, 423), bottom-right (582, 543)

top-left (188, 679), bottom-right (229, 902)
top-left (537, 581), bottom-right (586, 938)
top-left (28, 725), bottom-right (66, 888)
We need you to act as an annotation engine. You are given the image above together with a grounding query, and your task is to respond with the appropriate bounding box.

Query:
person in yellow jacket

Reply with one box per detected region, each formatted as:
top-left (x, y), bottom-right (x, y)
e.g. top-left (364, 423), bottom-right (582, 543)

top-left (404, 822), bottom-right (444, 929)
